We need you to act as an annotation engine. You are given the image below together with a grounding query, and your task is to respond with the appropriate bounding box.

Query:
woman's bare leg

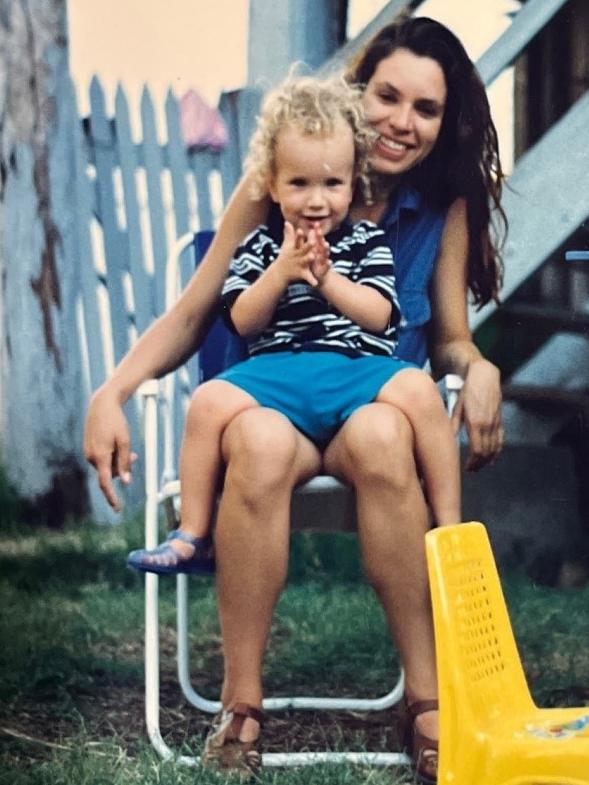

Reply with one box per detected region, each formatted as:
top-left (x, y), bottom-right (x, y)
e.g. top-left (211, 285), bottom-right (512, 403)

top-left (215, 407), bottom-right (321, 740)
top-left (377, 369), bottom-right (461, 526)
top-left (323, 402), bottom-right (438, 740)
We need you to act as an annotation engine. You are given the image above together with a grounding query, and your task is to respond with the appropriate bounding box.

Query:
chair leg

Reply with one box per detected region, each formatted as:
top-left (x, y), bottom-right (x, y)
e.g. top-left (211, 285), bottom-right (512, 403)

top-left (154, 572), bottom-right (410, 768)
top-left (141, 382), bottom-right (199, 764)
top-left (176, 573), bottom-right (221, 713)
top-left (175, 571), bottom-right (405, 714)
top-left (140, 381), bottom-right (409, 767)
top-left (144, 570), bottom-right (200, 765)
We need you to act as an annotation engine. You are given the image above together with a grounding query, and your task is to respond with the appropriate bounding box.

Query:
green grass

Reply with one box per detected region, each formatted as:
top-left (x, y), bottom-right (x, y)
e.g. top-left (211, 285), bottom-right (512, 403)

top-left (1, 516), bottom-right (588, 784)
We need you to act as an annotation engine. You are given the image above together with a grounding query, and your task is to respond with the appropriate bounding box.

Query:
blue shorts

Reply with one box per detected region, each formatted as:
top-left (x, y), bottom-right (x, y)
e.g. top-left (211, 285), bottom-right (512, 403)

top-left (216, 350), bottom-right (419, 445)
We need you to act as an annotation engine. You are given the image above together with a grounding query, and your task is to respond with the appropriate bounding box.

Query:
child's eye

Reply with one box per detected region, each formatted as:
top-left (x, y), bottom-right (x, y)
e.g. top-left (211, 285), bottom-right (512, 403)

top-left (326, 178), bottom-right (344, 187)
top-left (290, 178), bottom-right (307, 187)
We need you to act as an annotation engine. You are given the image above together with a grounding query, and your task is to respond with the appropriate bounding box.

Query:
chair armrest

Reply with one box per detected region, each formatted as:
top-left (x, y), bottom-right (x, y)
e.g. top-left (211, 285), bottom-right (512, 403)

top-left (442, 373), bottom-right (463, 417)
top-left (138, 379), bottom-right (160, 398)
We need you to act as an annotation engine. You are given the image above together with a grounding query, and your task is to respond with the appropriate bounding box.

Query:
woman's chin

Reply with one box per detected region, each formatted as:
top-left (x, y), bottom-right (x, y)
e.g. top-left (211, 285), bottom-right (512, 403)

top-left (369, 153), bottom-right (413, 177)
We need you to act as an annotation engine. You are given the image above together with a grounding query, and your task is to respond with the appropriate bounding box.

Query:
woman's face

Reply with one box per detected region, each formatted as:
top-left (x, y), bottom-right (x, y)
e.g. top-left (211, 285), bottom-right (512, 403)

top-left (363, 47), bottom-right (447, 176)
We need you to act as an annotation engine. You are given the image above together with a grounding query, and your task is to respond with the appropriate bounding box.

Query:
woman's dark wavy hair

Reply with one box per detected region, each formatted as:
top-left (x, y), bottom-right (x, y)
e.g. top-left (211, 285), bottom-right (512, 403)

top-left (346, 16), bottom-right (507, 307)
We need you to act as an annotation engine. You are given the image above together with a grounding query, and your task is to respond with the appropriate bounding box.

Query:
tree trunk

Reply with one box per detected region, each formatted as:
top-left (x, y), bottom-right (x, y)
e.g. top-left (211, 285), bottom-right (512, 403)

top-left (0, 0), bottom-right (88, 525)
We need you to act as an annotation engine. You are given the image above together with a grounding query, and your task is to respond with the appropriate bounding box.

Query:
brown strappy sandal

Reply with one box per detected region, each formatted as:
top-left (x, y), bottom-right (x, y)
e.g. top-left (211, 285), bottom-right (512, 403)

top-left (404, 699), bottom-right (439, 785)
top-left (201, 702), bottom-right (265, 779)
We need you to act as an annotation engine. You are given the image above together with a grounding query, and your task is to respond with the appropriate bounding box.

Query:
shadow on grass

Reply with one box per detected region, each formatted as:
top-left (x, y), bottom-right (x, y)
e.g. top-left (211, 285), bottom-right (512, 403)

top-left (0, 514), bottom-right (151, 596)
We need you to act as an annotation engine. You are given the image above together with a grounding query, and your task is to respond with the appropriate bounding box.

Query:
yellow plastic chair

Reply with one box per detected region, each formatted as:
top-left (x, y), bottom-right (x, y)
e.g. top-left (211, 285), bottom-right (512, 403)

top-left (426, 521), bottom-right (589, 785)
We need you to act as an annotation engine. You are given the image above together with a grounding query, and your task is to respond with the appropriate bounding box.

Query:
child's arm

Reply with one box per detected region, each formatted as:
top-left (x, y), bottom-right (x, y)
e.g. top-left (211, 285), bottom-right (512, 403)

top-left (230, 222), bottom-right (317, 337)
top-left (312, 226), bottom-right (396, 333)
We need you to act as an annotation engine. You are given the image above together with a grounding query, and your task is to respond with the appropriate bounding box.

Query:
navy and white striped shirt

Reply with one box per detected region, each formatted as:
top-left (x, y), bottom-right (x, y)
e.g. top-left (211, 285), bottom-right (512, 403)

top-left (221, 218), bottom-right (402, 358)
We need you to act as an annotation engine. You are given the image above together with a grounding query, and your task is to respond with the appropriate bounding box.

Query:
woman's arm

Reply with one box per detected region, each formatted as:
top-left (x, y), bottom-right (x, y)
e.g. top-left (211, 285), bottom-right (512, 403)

top-left (428, 198), bottom-right (503, 472)
top-left (84, 175), bottom-right (270, 509)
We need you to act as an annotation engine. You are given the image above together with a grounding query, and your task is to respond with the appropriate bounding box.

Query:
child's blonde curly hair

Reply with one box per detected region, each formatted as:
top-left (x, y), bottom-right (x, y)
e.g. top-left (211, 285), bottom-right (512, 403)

top-left (245, 73), bottom-right (375, 202)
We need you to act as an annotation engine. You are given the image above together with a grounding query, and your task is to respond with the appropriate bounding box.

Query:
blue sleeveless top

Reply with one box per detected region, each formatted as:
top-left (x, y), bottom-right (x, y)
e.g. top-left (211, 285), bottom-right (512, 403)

top-left (378, 186), bottom-right (448, 366)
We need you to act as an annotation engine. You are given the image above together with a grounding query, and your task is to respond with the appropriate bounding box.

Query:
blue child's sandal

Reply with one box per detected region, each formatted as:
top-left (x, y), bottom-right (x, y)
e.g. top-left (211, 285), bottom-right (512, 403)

top-left (127, 530), bottom-right (215, 575)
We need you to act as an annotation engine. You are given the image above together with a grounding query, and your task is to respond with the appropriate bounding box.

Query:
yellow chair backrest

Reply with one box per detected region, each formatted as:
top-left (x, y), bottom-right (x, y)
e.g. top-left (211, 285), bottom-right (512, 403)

top-left (426, 523), bottom-right (535, 738)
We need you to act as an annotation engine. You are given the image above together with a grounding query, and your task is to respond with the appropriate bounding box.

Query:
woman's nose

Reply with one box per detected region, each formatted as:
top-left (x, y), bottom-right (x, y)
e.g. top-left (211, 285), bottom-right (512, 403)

top-left (389, 103), bottom-right (413, 132)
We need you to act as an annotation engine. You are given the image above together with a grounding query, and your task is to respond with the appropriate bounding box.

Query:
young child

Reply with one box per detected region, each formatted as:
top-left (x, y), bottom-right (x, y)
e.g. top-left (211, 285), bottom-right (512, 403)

top-left (127, 75), bottom-right (461, 575)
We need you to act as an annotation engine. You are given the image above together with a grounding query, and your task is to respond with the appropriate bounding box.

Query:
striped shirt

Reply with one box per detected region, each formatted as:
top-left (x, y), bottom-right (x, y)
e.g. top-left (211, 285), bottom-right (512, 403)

top-left (221, 219), bottom-right (402, 358)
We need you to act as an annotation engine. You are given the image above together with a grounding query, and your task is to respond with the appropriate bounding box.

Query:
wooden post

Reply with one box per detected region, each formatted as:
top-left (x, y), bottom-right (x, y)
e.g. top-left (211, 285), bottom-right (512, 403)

top-left (0, 0), bottom-right (89, 524)
top-left (247, 0), bottom-right (347, 87)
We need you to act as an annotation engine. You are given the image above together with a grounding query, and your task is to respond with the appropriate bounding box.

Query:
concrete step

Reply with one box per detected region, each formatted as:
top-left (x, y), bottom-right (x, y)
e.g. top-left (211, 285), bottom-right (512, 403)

top-left (462, 443), bottom-right (585, 583)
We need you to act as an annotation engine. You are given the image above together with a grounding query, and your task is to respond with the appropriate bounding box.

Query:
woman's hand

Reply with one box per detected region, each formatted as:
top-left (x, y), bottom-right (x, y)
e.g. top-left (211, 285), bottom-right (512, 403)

top-left (83, 386), bottom-right (137, 511)
top-left (451, 358), bottom-right (503, 472)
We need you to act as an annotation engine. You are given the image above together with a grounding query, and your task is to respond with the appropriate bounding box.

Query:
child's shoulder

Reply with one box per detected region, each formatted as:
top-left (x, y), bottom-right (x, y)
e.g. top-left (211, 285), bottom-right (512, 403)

top-left (237, 224), bottom-right (277, 251)
top-left (350, 219), bottom-right (383, 233)
top-left (348, 219), bottom-right (387, 241)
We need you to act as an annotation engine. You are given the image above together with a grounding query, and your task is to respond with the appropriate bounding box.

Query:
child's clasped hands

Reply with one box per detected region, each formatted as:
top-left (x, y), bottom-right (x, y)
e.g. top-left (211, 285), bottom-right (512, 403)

top-left (275, 221), bottom-right (331, 288)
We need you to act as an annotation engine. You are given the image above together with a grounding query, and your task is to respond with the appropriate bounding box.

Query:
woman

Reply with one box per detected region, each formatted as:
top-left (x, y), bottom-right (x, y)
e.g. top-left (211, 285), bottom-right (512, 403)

top-left (84, 17), bottom-right (506, 784)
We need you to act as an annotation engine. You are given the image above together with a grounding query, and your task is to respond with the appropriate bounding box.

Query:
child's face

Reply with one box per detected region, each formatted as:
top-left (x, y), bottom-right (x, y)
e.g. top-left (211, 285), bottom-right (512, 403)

top-left (269, 120), bottom-right (355, 237)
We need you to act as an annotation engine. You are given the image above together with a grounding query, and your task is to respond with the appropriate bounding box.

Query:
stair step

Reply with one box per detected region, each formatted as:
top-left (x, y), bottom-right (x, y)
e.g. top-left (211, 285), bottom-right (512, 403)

top-left (462, 443), bottom-right (583, 582)
top-left (501, 303), bottom-right (589, 334)
top-left (503, 382), bottom-right (589, 409)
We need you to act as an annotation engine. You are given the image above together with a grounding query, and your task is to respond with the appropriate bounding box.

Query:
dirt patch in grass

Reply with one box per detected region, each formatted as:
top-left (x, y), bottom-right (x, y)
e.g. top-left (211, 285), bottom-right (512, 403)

top-left (0, 635), bottom-right (404, 766)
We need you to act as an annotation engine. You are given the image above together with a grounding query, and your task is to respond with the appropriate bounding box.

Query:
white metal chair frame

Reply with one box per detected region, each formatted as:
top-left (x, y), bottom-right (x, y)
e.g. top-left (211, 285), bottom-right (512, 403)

top-left (137, 233), bottom-right (464, 768)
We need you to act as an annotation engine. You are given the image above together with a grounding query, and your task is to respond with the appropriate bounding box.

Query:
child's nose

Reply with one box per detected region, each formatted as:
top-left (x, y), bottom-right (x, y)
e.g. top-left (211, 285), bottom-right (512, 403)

top-left (307, 186), bottom-right (326, 208)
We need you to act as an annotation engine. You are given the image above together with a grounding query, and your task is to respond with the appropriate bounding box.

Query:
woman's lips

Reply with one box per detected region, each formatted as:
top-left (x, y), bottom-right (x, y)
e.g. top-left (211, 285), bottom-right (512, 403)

top-left (374, 135), bottom-right (414, 161)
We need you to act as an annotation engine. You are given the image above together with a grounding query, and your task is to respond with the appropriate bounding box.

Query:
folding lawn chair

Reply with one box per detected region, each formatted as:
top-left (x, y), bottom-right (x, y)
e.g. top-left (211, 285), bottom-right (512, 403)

top-left (137, 231), bottom-right (464, 768)
top-left (426, 521), bottom-right (589, 785)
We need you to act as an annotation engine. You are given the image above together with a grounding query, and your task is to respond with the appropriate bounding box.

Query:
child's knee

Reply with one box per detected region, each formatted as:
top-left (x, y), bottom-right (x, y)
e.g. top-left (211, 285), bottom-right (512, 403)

top-left (186, 380), bottom-right (251, 433)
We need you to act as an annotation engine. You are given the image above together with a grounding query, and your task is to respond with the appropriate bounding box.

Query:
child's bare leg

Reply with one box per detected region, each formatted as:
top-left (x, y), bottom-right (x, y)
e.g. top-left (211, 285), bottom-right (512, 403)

top-left (376, 369), bottom-right (461, 526)
top-left (171, 380), bottom-right (259, 558)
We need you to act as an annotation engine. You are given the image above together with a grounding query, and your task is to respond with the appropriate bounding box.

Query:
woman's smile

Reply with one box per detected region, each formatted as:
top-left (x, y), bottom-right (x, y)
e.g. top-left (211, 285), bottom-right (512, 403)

top-left (363, 48), bottom-right (447, 176)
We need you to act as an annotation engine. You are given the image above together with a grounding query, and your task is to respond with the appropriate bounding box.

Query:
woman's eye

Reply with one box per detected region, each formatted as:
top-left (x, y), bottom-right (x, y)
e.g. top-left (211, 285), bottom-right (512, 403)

top-left (378, 92), bottom-right (397, 103)
top-left (416, 103), bottom-right (441, 119)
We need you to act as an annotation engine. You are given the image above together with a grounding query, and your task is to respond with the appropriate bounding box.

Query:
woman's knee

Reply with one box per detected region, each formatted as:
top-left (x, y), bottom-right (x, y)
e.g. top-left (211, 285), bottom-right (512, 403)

top-left (343, 404), bottom-right (417, 488)
top-left (382, 369), bottom-right (444, 417)
top-left (222, 407), bottom-right (300, 494)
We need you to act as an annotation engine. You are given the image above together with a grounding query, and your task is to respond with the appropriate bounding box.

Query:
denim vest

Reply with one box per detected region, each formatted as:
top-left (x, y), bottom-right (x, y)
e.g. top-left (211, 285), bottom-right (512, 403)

top-left (378, 186), bottom-right (448, 365)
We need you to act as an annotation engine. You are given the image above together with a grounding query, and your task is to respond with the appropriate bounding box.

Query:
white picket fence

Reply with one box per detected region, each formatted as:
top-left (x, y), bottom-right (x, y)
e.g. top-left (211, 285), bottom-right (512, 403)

top-left (72, 77), bottom-right (261, 509)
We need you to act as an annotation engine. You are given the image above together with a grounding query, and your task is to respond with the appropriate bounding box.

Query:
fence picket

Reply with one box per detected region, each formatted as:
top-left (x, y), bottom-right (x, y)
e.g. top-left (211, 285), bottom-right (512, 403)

top-left (236, 86), bottom-right (262, 163)
top-left (89, 76), bottom-right (131, 365)
top-left (217, 91), bottom-right (242, 203)
top-left (165, 90), bottom-right (191, 245)
top-left (80, 78), bottom-right (258, 504)
top-left (191, 150), bottom-right (216, 231)
top-left (72, 82), bottom-right (106, 394)
top-left (140, 86), bottom-right (169, 318)
top-left (114, 84), bottom-right (154, 336)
